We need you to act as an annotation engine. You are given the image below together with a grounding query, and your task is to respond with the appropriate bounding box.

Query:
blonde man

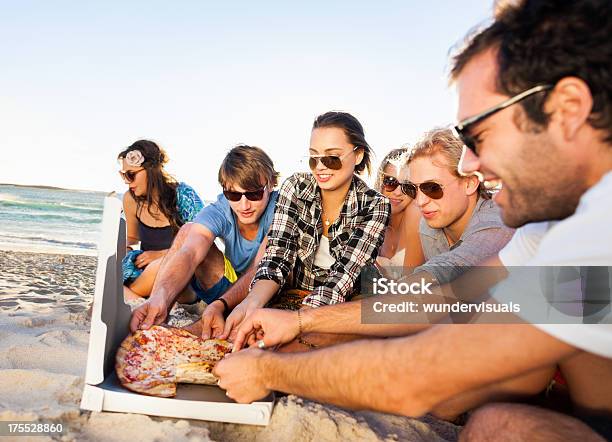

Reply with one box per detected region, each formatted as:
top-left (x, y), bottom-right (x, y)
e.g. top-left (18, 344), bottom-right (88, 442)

top-left (406, 128), bottom-right (513, 284)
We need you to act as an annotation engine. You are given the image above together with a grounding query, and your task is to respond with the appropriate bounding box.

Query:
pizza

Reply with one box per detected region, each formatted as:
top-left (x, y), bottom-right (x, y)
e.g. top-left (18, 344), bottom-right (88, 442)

top-left (115, 325), bottom-right (232, 397)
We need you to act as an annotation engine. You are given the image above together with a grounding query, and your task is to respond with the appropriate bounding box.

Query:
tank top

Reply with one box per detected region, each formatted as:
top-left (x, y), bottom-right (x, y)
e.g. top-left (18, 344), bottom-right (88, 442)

top-left (137, 219), bottom-right (174, 251)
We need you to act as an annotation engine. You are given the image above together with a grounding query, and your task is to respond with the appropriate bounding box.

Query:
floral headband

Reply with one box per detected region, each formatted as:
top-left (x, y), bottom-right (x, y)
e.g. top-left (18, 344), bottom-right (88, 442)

top-left (122, 150), bottom-right (145, 168)
top-left (382, 148), bottom-right (412, 175)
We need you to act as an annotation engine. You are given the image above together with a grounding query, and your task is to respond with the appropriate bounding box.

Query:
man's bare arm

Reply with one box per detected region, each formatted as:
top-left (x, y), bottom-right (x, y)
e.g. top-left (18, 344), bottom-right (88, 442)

top-left (130, 223), bottom-right (217, 332)
top-left (150, 223), bottom-right (214, 305)
top-left (297, 255), bottom-right (507, 337)
top-left (300, 298), bottom-right (428, 337)
top-left (256, 324), bottom-right (578, 416)
top-left (298, 271), bottom-right (446, 337)
top-left (234, 269), bottom-right (484, 350)
top-left (233, 252), bottom-right (511, 348)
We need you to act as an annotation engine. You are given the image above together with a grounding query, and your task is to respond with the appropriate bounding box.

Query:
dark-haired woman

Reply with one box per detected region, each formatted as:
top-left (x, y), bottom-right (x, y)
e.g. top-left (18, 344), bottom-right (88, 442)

top-left (223, 111), bottom-right (390, 344)
top-left (118, 140), bottom-right (203, 300)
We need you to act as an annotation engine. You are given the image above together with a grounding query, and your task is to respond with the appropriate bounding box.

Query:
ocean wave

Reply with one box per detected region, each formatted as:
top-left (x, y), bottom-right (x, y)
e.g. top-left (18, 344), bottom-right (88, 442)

top-left (59, 201), bottom-right (104, 211)
top-left (0, 210), bottom-right (101, 225)
top-left (0, 232), bottom-right (97, 250)
top-left (0, 193), bottom-right (20, 202)
top-left (0, 199), bottom-right (103, 215)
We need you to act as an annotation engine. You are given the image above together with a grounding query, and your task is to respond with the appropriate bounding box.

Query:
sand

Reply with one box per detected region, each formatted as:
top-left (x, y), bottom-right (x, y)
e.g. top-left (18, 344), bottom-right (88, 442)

top-left (0, 250), bottom-right (461, 441)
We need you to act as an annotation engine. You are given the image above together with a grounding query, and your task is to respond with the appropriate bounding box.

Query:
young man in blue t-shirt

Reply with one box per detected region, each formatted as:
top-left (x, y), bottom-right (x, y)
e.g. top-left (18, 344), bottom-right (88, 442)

top-left (130, 145), bottom-right (279, 338)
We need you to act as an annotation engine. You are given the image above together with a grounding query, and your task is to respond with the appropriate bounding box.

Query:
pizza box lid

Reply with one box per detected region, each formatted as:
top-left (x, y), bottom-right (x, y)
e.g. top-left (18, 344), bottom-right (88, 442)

top-left (80, 195), bottom-right (274, 425)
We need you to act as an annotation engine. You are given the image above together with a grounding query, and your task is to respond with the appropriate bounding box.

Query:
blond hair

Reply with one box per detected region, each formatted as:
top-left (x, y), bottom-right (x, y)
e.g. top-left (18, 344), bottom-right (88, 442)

top-left (409, 128), bottom-right (491, 199)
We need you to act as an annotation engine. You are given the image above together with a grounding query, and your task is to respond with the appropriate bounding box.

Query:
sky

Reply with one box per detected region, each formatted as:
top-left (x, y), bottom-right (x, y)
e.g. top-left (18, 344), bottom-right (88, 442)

top-left (0, 1), bottom-right (492, 201)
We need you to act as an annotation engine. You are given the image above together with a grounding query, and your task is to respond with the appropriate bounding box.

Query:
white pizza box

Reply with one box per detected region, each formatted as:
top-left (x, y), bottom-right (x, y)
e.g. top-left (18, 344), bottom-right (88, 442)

top-left (80, 195), bottom-right (274, 425)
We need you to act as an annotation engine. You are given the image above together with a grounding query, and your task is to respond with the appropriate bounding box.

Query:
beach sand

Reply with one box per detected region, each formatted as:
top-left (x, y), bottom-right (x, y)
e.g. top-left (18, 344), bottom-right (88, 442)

top-left (0, 250), bottom-right (461, 441)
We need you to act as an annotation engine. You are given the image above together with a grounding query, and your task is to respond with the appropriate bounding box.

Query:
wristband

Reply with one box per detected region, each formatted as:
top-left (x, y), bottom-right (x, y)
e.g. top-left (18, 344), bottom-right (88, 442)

top-left (214, 298), bottom-right (230, 317)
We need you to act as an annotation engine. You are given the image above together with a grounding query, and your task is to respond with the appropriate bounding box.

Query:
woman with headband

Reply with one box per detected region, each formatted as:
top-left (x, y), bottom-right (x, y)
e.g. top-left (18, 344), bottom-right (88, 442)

top-left (118, 140), bottom-right (203, 301)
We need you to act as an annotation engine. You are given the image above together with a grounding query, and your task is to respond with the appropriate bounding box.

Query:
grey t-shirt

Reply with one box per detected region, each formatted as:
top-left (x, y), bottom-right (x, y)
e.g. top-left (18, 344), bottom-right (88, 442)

top-left (414, 198), bottom-right (514, 284)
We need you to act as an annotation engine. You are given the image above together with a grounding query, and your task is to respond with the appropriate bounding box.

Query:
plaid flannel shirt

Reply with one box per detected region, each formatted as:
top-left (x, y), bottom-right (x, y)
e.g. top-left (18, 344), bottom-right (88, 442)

top-left (251, 172), bottom-right (391, 307)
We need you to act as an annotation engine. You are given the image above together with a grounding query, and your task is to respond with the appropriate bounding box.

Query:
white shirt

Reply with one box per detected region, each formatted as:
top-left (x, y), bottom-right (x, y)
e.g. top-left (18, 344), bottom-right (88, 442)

top-left (494, 172), bottom-right (612, 358)
top-left (377, 249), bottom-right (406, 268)
top-left (529, 172), bottom-right (612, 266)
top-left (314, 235), bottom-right (335, 269)
top-left (498, 221), bottom-right (554, 267)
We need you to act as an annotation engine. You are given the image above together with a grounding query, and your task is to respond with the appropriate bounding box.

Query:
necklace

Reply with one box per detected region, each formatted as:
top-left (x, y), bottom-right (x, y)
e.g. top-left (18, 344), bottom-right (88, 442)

top-left (322, 208), bottom-right (338, 227)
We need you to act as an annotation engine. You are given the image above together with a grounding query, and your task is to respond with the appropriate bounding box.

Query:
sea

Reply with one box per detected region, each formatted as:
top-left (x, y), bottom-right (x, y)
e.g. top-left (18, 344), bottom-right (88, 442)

top-left (0, 184), bottom-right (106, 256)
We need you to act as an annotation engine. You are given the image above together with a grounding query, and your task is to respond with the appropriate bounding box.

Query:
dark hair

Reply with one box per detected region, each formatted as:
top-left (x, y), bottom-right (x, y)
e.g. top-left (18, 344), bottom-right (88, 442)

top-left (450, 0), bottom-right (612, 144)
top-left (118, 140), bottom-right (182, 233)
top-left (218, 144), bottom-right (279, 191)
top-left (312, 111), bottom-right (373, 175)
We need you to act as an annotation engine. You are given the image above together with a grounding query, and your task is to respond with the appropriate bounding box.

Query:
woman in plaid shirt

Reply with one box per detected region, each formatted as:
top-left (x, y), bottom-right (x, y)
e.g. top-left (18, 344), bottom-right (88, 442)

top-left (226, 112), bottom-right (390, 333)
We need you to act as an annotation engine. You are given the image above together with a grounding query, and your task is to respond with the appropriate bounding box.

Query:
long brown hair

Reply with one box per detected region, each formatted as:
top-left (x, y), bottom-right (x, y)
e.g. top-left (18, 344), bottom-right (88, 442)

top-left (118, 140), bottom-right (183, 232)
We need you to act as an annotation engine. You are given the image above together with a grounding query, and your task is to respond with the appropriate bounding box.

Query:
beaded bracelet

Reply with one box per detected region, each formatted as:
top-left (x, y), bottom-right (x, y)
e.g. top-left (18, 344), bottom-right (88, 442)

top-left (297, 309), bottom-right (303, 335)
top-left (296, 310), bottom-right (319, 348)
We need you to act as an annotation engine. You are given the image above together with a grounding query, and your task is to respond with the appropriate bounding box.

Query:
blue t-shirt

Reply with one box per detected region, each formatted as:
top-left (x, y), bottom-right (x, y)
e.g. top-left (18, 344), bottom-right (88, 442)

top-left (193, 191), bottom-right (278, 274)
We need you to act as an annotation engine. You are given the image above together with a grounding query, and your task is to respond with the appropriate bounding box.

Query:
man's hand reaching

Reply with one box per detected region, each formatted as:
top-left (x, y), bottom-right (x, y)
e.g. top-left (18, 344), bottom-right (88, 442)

top-left (129, 296), bottom-right (170, 332)
top-left (200, 300), bottom-right (226, 339)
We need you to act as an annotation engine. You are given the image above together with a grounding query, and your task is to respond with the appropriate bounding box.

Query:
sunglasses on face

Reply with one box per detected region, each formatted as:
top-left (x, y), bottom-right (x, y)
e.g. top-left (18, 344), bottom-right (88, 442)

top-left (223, 185), bottom-right (267, 202)
top-left (382, 175), bottom-right (401, 192)
top-left (308, 146), bottom-right (359, 170)
top-left (119, 168), bottom-right (145, 183)
top-left (453, 84), bottom-right (553, 154)
top-left (400, 180), bottom-right (455, 200)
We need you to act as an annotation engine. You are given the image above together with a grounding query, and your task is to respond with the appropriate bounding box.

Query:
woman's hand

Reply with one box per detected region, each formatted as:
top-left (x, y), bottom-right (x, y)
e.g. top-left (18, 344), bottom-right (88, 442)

top-left (232, 308), bottom-right (300, 352)
top-left (219, 281), bottom-right (279, 341)
top-left (219, 294), bottom-right (267, 342)
top-left (135, 249), bottom-right (167, 269)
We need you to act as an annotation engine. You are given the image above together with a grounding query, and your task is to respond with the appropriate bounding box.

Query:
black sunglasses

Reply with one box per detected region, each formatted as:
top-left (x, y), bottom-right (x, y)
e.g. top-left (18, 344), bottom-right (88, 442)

top-left (400, 180), bottom-right (455, 200)
top-left (308, 147), bottom-right (358, 170)
top-left (223, 186), bottom-right (267, 202)
top-left (119, 168), bottom-right (145, 183)
top-left (382, 175), bottom-right (401, 192)
top-left (453, 84), bottom-right (553, 154)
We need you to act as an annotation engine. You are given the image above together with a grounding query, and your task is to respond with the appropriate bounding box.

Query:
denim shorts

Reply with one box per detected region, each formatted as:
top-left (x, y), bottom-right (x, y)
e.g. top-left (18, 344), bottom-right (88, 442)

top-left (190, 275), bottom-right (233, 304)
top-left (189, 254), bottom-right (237, 304)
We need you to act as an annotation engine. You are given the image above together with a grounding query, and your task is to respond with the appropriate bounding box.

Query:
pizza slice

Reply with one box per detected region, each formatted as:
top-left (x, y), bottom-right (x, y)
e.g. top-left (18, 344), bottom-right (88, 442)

top-left (175, 361), bottom-right (217, 385)
top-left (115, 325), bottom-right (232, 397)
